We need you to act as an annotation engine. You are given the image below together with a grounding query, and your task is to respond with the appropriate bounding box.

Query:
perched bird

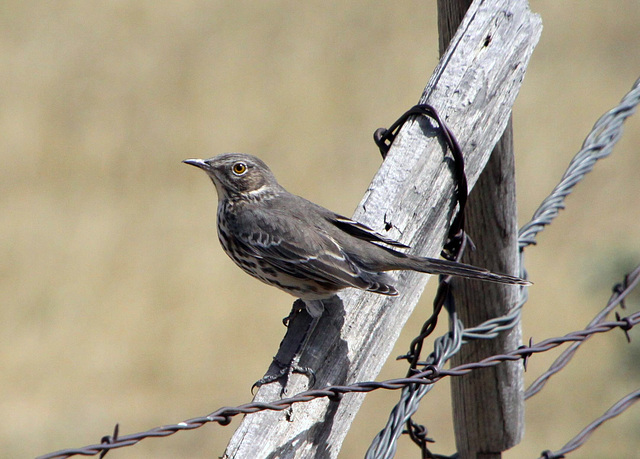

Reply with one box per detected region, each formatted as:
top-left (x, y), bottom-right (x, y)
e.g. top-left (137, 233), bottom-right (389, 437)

top-left (183, 153), bottom-right (528, 302)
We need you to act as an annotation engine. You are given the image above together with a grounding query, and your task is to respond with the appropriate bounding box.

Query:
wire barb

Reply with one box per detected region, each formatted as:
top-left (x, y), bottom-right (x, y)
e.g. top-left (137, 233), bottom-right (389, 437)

top-left (98, 424), bottom-right (118, 459)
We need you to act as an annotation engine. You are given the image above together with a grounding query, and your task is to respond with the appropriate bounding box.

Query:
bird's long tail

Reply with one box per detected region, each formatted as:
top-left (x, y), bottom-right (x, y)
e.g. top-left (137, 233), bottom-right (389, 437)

top-left (398, 255), bottom-right (530, 285)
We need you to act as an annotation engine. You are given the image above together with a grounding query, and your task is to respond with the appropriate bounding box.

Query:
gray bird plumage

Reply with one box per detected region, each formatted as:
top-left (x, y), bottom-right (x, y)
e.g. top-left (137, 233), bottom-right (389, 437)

top-left (183, 153), bottom-right (529, 300)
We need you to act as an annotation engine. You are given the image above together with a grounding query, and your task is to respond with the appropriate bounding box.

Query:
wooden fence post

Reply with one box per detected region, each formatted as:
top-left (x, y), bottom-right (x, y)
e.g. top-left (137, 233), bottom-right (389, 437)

top-left (225, 2), bottom-right (540, 457)
top-left (439, 1), bottom-right (527, 458)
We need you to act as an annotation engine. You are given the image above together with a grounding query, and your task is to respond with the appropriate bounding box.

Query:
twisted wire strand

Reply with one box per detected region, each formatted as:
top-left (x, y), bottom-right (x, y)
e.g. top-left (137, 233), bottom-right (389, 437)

top-left (365, 316), bottom-right (463, 459)
top-left (526, 264), bottom-right (640, 399)
top-left (538, 389), bottom-right (640, 459)
top-left (365, 77), bottom-right (640, 458)
top-left (518, 77), bottom-right (640, 248)
top-left (37, 310), bottom-right (639, 459)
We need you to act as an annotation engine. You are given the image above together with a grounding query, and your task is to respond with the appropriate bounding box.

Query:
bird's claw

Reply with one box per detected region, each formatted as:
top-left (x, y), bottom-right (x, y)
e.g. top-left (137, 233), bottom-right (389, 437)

top-left (282, 299), bottom-right (306, 327)
top-left (252, 358), bottom-right (316, 394)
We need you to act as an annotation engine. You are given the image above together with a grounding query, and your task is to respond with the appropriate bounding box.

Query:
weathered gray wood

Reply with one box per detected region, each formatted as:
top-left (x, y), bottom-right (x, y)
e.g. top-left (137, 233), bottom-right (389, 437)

top-left (439, 1), bottom-right (526, 458)
top-left (450, 118), bottom-right (526, 459)
top-left (224, 1), bottom-right (541, 458)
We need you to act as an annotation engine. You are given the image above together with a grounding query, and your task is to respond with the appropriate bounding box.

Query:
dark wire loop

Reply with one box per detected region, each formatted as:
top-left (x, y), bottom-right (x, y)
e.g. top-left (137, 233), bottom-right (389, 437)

top-left (375, 103), bottom-right (468, 457)
top-left (373, 103), bottom-right (468, 260)
top-left (403, 418), bottom-right (435, 459)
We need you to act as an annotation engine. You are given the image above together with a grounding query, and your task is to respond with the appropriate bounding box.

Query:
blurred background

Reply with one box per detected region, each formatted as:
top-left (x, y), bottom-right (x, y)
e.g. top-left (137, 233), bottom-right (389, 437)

top-left (2, 1), bottom-right (639, 458)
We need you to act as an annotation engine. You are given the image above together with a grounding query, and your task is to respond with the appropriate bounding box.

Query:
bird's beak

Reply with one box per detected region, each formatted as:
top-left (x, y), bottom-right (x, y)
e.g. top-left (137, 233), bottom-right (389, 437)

top-left (182, 158), bottom-right (208, 170)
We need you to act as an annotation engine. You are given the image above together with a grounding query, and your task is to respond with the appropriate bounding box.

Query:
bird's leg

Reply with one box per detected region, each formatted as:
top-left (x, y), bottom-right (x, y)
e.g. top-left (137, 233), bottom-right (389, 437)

top-left (285, 299), bottom-right (324, 385)
top-left (253, 299), bottom-right (324, 392)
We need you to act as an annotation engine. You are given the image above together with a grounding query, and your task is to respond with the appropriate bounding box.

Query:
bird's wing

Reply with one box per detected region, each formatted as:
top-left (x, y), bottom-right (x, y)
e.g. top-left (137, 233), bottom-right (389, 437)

top-left (330, 215), bottom-right (410, 249)
top-left (232, 209), bottom-right (397, 295)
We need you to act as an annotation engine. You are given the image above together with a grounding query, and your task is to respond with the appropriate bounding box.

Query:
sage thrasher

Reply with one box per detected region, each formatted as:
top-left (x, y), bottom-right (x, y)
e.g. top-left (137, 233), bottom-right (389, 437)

top-left (183, 153), bottom-right (528, 303)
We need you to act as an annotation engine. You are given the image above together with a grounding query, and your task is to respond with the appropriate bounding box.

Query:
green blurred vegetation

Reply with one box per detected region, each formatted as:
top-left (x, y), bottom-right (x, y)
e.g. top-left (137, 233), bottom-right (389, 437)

top-left (1, 1), bottom-right (639, 458)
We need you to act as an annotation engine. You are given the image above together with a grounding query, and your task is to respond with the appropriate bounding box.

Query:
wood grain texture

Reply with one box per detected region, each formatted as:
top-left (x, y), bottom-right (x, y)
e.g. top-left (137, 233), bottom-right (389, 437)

top-left (224, 1), bottom-right (541, 457)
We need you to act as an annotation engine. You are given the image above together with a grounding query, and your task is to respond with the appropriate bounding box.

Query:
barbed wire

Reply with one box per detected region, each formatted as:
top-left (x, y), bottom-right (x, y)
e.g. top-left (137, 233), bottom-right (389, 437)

top-left (365, 76), bottom-right (640, 458)
top-left (518, 77), bottom-right (640, 248)
top-left (38, 78), bottom-right (640, 459)
top-left (526, 264), bottom-right (640, 399)
top-left (367, 271), bottom-right (638, 458)
top-left (538, 389), bottom-right (640, 459)
top-left (37, 307), bottom-right (640, 459)
top-left (38, 79), bottom-right (640, 459)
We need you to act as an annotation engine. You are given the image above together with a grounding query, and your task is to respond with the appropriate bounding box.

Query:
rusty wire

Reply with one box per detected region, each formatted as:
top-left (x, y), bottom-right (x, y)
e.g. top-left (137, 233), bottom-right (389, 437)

top-left (37, 308), bottom-right (640, 459)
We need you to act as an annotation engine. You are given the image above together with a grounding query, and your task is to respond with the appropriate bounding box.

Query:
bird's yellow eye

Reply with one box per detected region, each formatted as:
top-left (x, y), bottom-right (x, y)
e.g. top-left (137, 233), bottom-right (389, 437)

top-left (232, 162), bottom-right (247, 176)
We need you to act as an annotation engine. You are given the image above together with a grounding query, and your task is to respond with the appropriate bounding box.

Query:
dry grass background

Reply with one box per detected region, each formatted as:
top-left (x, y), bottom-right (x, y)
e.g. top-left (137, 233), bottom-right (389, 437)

top-left (2, 1), bottom-right (639, 458)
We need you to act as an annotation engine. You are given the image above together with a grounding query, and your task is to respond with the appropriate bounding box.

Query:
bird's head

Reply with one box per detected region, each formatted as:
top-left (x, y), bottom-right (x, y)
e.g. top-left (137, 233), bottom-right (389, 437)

top-left (183, 153), bottom-right (280, 201)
